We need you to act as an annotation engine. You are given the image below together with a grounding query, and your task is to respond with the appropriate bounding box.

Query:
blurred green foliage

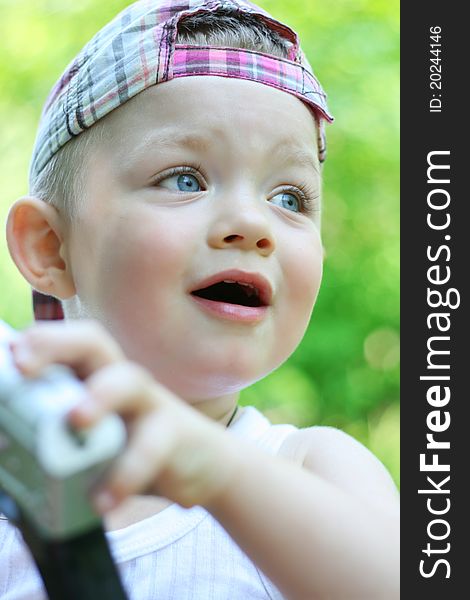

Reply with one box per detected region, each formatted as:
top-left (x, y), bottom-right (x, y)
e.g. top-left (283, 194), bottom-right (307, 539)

top-left (0, 0), bottom-right (399, 484)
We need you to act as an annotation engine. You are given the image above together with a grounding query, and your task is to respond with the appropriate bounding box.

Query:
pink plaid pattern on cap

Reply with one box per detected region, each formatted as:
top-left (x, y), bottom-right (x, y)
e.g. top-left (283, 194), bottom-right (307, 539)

top-left (172, 43), bottom-right (332, 159)
top-left (29, 0), bottom-right (333, 185)
top-left (30, 0), bottom-right (333, 321)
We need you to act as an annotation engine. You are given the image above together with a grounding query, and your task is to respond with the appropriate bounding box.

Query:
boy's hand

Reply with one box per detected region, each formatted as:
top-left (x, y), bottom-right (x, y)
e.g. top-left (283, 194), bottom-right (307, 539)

top-left (9, 320), bottom-right (238, 513)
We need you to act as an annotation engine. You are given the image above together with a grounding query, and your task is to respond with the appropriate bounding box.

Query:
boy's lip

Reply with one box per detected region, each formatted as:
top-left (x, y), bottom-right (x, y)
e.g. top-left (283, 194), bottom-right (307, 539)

top-left (188, 269), bottom-right (273, 306)
top-left (188, 269), bottom-right (273, 324)
top-left (189, 295), bottom-right (269, 323)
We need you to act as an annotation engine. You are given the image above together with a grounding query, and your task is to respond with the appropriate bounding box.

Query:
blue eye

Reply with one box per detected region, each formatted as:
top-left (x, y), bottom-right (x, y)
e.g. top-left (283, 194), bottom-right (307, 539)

top-left (271, 191), bottom-right (300, 212)
top-left (175, 173), bottom-right (201, 192)
top-left (156, 170), bottom-right (203, 192)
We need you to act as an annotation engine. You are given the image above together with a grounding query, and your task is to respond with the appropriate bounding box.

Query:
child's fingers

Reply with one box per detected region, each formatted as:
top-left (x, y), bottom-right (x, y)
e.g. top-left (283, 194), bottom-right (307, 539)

top-left (69, 362), bottom-right (219, 509)
top-left (93, 412), bottom-right (175, 511)
top-left (68, 361), bottom-right (180, 427)
top-left (9, 319), bottom-right (124, 378)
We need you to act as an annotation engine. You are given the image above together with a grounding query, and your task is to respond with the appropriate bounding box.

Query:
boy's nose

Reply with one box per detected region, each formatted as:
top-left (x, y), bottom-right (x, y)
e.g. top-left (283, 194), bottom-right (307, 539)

top-left (207, 208), bottom-right (275, 257)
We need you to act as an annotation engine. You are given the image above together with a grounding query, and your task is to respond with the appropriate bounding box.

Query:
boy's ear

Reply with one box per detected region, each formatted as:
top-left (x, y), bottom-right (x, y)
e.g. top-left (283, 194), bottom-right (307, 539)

top-left (6, 197), bottom-right (76, 299)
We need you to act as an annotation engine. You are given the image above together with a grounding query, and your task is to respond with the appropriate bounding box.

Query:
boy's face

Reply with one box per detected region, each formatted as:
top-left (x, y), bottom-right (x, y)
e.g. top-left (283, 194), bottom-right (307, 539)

top-left (63, 76), bottom-right (323, 401)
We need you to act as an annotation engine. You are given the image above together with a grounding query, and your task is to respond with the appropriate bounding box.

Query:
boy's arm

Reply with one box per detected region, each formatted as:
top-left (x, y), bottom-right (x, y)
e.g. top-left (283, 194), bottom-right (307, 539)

top-left (10, 320), bottom-right (399, 600)
top-left (207, 427), bottom-right (399, 600)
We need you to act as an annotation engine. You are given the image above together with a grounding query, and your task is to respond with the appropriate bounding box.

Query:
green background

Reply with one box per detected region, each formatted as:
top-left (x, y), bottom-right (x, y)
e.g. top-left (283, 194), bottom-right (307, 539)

top-left (0, 0), bottom-right (399, 485)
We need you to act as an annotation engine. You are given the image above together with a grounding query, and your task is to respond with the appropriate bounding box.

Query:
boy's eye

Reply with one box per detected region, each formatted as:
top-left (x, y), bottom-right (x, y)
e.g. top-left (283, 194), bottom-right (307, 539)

top-left (166, 173), bottom-right (201, 192)
top-left (155, 169), bottom-right (203, 192)
top-left (270, 191), bottom-right (300, 213)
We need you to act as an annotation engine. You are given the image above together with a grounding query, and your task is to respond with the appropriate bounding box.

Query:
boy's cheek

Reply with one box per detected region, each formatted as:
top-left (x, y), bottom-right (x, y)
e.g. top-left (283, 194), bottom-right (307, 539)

top-left (278, 242), bottom-right (323, 337)
top-left (89, 212), bottom-right (185, 295)
top-left (284, 237), bottom-right (323, 302)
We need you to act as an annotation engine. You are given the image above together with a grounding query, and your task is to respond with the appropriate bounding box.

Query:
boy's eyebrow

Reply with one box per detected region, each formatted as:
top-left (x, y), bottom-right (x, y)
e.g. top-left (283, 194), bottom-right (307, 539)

top-left (272, 143), bottom-right (320, 176)
top-left (126, 131), bottom-right (319, 175)
top-left (128, 131), bottom-right (212, 163)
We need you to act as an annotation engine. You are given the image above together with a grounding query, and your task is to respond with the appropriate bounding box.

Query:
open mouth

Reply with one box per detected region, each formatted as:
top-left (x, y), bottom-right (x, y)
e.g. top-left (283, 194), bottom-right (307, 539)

top-left (189, 271), bottom-right (272, 322)
top-left (191, 280), bottom-right (263, 307)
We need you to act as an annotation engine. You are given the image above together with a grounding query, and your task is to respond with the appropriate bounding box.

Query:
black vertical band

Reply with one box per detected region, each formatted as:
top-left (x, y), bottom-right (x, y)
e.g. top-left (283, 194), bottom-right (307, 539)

top-left (401, 2), bottom-right (467, 596)
top-left (19, 519), bottom-right (128, 600)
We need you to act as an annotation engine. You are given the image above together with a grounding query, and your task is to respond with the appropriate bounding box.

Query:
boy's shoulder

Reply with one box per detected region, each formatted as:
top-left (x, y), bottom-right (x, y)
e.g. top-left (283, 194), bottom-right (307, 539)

top-left (279, 424), bottom-right (399, 509)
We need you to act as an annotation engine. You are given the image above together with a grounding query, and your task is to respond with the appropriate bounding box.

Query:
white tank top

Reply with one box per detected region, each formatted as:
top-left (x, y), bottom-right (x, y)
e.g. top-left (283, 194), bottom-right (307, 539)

top-left (0, 404), bottom-right (297, 600)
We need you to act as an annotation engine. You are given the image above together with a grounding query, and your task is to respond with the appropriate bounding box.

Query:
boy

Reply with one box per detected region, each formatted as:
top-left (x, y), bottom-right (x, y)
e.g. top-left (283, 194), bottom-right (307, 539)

top-left (1, 0), bottom-right (399, 598)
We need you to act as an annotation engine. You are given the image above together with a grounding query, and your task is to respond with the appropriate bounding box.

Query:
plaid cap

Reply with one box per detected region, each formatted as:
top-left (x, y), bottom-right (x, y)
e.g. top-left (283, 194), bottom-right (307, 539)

top-left (31, 0), bottom-right (333, 321)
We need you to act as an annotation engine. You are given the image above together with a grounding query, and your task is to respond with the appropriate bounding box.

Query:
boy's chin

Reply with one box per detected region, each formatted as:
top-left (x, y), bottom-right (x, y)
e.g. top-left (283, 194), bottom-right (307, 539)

top-left (168, 376), bottom-right (259, 402)
top-left (154, 356), bottom-right (286, 402)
